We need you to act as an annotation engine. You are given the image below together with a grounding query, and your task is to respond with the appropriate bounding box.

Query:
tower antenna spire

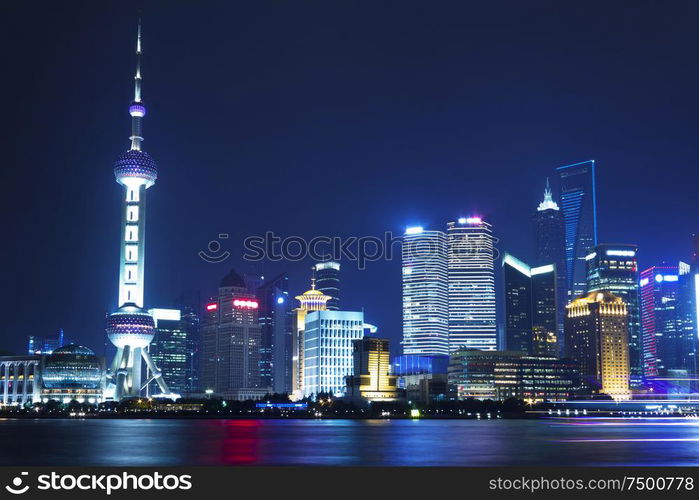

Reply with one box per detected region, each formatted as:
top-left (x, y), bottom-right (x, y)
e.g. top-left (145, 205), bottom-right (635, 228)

top-left (537, 177), bottom-right (559, 211)
top-left (128, 18), bottom-right (147, 151)
top-left (134, 17), bottom-right (142, 103)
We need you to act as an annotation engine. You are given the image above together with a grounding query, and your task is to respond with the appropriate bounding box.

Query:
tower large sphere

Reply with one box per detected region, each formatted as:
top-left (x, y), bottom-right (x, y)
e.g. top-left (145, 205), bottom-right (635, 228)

top-left (42, 344), bottom-right (102, 390)
top-left (106, 304), bottom-right (155, 348)
top-left (113, 149), bottom-right (157, 187)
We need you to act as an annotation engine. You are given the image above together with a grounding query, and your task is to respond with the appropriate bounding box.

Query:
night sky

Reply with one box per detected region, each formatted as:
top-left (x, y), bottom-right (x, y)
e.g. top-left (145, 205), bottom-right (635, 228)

top-left (2, 1), bottom-right (698, 357)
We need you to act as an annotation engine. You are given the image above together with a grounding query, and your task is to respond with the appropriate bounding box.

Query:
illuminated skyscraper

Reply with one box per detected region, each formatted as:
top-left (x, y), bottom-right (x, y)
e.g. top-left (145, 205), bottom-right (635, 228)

top-left (147, 308), bottom-right (191, 395)
top-left (557, 160), bottom-right (598, 299)
top-left (565, 291), bottom-right (630, 400)
top-left (303, 310), bottom-right (364, 398)
top-left (256, 273), bottom-right (293, 394)
top-left (585, 244), bottom-right (641, 386)
top-left (314, 262), bottom-right (340, 311)
top-left (402, 227), bottom-right (449, 356)
top-left (292, 279), bottom-right (331, 398)
top-left (345, 337), bottom-right (399, 401)
top-left (105, 22), bottom-right (170, 400)
top-left (447, 218), bottom-right (497, 351)
top-left (640, 264), bottom-right (697, 385)
top-left (28, 329), bottom-right (65, 355)
top-left (200, 269), bottom-right (266, 400)
top-left (534, 178), bottom-right (567, 343)
top-left (502, 253), bottom-right (558, 356)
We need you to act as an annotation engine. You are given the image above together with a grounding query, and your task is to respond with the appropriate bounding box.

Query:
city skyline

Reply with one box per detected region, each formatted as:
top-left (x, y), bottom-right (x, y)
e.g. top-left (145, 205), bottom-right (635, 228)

top-left (3, 3), bottom-right (699, 358)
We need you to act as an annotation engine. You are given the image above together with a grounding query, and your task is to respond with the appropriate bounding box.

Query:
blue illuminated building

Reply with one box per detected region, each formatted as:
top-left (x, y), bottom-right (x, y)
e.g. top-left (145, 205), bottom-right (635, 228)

top-left (255, 273), bottom-right (293, 394)
top-left (641, 263), bottom-right (698, 392)
top-left (392, 355), bottom-right (449, 376)
top-left (557, 160), bottom-right (597, 300)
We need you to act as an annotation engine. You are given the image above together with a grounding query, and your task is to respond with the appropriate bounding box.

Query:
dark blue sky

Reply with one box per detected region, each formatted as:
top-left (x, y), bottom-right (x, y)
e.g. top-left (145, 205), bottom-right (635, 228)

top-left (2, 1), bottom-right (698, 356)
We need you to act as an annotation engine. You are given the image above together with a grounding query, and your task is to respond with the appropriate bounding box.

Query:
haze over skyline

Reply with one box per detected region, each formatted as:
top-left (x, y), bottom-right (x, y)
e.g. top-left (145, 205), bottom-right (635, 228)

top-left (2, 1), bottom-right (698, 356)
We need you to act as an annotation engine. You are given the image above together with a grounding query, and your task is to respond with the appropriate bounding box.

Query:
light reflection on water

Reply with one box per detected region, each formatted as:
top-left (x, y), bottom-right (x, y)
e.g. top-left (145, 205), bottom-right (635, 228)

top-left (1, 418), bottom-right (697, 466)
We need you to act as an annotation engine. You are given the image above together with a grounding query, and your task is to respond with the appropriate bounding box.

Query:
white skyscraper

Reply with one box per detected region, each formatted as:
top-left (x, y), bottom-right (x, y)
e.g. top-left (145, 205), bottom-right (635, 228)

top-left (303, 310), bottom-right (364, 397)
top-left (401, 227), bottom-right (449, 355)
top-left (447, 217), bottom-right (497, 351)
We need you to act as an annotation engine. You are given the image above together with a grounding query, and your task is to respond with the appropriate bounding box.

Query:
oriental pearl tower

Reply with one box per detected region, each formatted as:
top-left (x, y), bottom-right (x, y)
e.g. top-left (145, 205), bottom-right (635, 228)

top-left (105, 21), bottom-right (171, 400)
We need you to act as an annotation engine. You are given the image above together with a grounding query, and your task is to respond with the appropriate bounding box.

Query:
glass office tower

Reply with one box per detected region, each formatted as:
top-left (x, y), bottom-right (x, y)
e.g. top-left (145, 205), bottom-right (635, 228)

top-left (502, 253), bottom-right (558, 356)
top-left (534, 179), bottom-right (567, 344)
top-left (447, 218), bottom-right (497, 351)
top-left (641, 264), bottom-right (697, 387)
top-left (586, 244), bottom-right (641, 387)
top-left (402, 227), bottom-right (449, 355)
top-left (557, 160), bottom-right (598, 300)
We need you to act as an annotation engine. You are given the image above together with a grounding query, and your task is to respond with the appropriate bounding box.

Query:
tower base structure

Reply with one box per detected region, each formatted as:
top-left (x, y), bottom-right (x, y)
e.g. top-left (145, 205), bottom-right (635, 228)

top-left (105, 304), bottom-right (176, 401)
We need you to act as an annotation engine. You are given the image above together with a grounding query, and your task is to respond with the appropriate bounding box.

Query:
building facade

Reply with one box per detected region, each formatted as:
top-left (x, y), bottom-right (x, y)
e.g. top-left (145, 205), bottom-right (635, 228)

top-left (402, 227), bottom-right (449, 356)
top-left (533, 179), bottom-right (567, 344)
top-left (345, 337), bottom-right (399, 401)
top-left (0, 355), bottom-right (41, 406)
top-left (28, 329), bottom-right (65, 355)
top-left (40, 345), bottom-right (104, 404)
top-left (640, 264), bottom-right (697, 387)
top-left (256, 273), bottom-right (293, 394)
top-left (502, 253), bottom-right (558, 357)
top-left (447, 218), bottom-right (497, 351)
top-left (314, 262), bottom-right (341, 311)
top-left (147, 308), bottom-right (191, 395)
top-left (448, 350), bottom-right (578, 402)
top-left (557, 160), bottom-right (598, 300)
top-left (565, 291), bottom-right (630, 400)
top-left (585, 244), bottom-right (641, 386)
top-left (303, 310), bottom-right (364, 398)
top-left (293, 280), bottom-right (331, 398)
top-left (200, 269), bottom-right (266, 400)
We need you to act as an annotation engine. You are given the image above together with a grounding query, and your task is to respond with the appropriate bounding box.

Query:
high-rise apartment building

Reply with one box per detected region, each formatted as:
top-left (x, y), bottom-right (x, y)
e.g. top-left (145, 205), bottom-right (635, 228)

top-left (402, 227), bottom-right (449, 356)
top-left (447, 217), bottom-right (497, 351)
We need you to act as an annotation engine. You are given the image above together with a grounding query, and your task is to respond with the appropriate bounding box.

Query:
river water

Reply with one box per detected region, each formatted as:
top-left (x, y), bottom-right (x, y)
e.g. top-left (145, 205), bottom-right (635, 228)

top-left (1, 417), bottom-right (697, 466)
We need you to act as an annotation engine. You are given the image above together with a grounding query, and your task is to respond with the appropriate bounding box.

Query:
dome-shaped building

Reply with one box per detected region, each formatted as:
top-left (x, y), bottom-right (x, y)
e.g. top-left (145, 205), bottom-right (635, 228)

top-left (41, 344), bottom-right (104, 404)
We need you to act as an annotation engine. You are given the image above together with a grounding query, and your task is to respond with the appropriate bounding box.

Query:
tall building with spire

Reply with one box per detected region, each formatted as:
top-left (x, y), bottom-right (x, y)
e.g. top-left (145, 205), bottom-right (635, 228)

top-left (292, 278), bottom-right (331, 398)
top-left (557, 160), bottom-right (598, 300)
top-left (105, 21), bottom-right (171, 400)
top-left (533, 178), bottom-right (567, 347)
